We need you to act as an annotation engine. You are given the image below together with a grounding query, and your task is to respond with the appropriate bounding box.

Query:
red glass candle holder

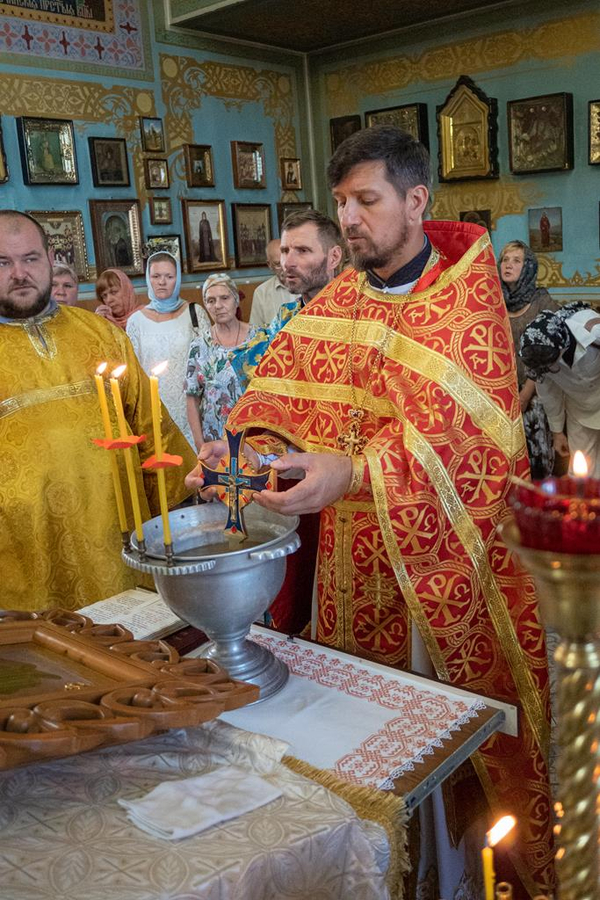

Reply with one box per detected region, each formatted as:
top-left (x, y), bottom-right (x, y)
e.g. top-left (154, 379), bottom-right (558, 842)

top-left (508, 477), bottom-right (600, 553)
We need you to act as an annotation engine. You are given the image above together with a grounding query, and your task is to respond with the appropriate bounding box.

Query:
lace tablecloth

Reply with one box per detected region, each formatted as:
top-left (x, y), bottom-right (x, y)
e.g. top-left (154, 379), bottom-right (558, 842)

top-left (0, 719), bottom-right (389, 900)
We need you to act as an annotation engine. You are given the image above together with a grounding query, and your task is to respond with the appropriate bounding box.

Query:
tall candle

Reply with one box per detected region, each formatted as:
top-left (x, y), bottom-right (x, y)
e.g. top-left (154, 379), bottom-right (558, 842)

top-left (482, 844), bottom-right (495, 900)
top-left (110, 365), bottom-right (144, 543)
top-left (149, 362), bottom-right (172, 546)
top-left (94, 363), bottom-right (128, 533)
top-left (482, 816), bottom-right (516, 900)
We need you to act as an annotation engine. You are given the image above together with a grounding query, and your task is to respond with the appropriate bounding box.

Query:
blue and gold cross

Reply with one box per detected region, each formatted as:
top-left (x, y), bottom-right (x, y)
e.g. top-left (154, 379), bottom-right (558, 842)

top-left (200, 427), bottom-right (272, 539)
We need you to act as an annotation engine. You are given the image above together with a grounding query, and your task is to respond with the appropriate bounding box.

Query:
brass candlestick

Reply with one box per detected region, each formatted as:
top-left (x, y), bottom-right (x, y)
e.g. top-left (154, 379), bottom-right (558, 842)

top-left (500, 520), bottom-right (600, 900)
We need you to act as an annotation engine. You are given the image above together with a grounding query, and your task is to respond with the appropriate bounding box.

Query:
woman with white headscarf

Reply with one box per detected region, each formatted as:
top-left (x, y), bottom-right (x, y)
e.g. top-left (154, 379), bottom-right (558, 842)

top-left (127, 251), bottom-right (210, 448)
top-left (185, 273), bottom-right (257, 450)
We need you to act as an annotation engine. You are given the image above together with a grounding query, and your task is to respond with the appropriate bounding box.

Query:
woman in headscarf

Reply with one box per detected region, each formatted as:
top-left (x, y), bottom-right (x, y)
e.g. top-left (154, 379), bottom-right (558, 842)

top-left (126, 252), bottom-right (210, 449)
top-left (95, 268), bottom-right (143, 329)
top-left (498, 240), bottom-right (559, 478)
top-left (185, 273), bottom-right (257, 450)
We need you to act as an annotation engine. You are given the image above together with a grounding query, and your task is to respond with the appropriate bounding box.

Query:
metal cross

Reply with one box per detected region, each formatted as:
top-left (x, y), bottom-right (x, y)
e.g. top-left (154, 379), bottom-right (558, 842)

top-left (200, 427), bottom-right (271, 538)
top-left (337, 417), bottom-right (368, 456)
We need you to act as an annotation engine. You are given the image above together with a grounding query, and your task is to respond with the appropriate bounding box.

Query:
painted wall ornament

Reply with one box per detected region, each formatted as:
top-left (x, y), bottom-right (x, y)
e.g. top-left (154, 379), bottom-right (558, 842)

top-left (437, 75), bottom-right (499, 183)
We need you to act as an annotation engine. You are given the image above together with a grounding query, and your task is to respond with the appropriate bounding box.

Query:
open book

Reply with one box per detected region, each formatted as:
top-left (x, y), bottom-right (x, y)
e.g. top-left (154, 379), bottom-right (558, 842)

top-left (79, 588), bottom-right (184, 641)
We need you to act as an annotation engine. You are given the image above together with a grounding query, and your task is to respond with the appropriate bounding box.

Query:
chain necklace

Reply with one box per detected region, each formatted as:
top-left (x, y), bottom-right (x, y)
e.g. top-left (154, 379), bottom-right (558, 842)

top-left (336, 249), bottom-right (439, 456)
top-left (213, 319), bottom-right (241, 348)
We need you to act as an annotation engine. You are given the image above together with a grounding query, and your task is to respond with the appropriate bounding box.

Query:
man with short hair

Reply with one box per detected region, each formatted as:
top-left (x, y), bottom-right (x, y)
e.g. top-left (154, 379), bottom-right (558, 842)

top-left (189, 127), bottom-right (553, 895)
top-left (249, 238), bottom-right (297, 326)
top-left (0, 211), bottom-right (194, 612)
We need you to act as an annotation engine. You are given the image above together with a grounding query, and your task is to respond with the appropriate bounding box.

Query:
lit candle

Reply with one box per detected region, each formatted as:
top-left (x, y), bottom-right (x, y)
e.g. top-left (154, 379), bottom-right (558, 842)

top-left (149, 361), bottom-right (172, 547)
top-left (110, 365), bottom-right (144, 543)
top-left (94, 363), bottom-right (128, 534)
top-left (572, 449), bottom-right (588, 499)
top-left (482, 816), bottom-right (516, 900)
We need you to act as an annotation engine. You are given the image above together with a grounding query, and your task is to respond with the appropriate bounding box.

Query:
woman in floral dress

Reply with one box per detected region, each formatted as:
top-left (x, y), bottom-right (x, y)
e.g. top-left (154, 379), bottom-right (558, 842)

top-left (185, 273), bottom-right (257, 450)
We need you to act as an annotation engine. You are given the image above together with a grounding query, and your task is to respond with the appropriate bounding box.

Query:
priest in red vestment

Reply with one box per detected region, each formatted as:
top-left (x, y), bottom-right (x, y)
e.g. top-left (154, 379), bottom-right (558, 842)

top-left (187, 125), bottom-right (554, 897)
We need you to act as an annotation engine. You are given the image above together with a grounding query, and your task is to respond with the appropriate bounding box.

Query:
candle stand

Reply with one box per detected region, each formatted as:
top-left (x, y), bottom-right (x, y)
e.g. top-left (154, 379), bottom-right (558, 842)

top-left (123, 502), bottom-right (299, 703)
top-left (500, 518), bottom-right (600, 900)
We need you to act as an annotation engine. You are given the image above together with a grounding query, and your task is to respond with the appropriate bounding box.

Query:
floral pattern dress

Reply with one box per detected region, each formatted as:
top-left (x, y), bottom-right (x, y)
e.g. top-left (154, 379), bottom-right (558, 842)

top-left (185, 326), bottom-right (258, 441)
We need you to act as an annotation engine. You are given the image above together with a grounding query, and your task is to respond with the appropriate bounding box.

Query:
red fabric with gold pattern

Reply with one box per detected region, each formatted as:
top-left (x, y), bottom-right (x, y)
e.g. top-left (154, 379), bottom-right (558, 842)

top-left (228, 220), bottom-right (554, 896)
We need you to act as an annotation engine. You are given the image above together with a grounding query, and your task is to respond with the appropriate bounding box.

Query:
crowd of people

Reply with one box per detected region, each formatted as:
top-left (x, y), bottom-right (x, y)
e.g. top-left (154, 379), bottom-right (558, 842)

top-left (8, 123), bottom-right (600, 898)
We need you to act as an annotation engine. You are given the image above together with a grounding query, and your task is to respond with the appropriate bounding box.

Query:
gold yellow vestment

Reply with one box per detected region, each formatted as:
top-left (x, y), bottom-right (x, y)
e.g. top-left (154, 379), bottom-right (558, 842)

top-left (0, 306), bottom-right (195, 611)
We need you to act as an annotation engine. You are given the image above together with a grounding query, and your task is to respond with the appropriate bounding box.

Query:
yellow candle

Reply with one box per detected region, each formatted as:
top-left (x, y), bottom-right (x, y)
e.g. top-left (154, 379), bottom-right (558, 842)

top-left (149, 363), bottom-right (172, 546)
top-left (110, 366), bottom-right (144, 543)
top-left (94, 364), bottom-right (128, 533)
top-left (482, 845), bottom-right (495, 900)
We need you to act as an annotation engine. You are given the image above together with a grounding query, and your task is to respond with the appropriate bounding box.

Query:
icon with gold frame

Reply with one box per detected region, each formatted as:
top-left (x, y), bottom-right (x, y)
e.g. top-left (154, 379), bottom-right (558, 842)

top-left (588, 100), bottom-right (600, 166)
top-left (28, 209), bottom-right (90, 281)
top-left (437, 76), bottom-right (498, 182)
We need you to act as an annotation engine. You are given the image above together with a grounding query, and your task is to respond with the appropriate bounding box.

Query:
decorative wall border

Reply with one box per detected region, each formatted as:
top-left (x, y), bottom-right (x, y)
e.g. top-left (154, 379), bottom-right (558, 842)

top-left (323, 12), bottom-right (600, 116)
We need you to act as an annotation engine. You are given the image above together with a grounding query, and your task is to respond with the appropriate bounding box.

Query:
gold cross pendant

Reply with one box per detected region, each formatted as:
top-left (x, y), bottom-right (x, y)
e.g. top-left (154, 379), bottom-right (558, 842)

top-left (337, 416), bottom-right (368, 456)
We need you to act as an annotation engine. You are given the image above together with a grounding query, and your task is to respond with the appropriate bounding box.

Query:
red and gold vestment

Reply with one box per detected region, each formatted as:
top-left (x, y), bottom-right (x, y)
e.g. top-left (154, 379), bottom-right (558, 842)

top-left (229, 221), bottom-right (553, 896)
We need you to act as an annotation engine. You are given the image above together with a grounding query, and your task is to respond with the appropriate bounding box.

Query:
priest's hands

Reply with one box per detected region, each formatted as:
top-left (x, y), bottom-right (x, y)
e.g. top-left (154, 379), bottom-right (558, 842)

top-left (184, 439), bottom-right (262, 499)
top-left (253, 453), bottom-right (352, 516)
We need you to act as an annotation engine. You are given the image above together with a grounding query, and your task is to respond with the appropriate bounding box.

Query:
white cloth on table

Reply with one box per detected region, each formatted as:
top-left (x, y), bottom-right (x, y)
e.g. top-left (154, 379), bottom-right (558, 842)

top-left (126, 305), bottom-right (208, 448)
top-left (119, 764), bottom-right (282, 839)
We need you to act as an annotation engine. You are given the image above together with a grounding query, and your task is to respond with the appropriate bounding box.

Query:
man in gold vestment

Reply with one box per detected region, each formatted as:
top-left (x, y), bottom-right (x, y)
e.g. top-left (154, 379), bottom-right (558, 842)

top-left (0, 212), bottom-right (195, 612)
top-left (188, 127), bottom-right (554, 896)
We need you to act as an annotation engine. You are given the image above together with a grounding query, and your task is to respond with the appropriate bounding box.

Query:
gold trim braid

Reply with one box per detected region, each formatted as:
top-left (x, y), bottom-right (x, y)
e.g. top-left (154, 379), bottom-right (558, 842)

top-left (0, 380), bottom-right (94, 421)
top-left (364, 445), bottom-right (447, 680)
top-left (401, 418), bottom-right (549, 754)
top-left (283, 754), bottom-right (409, 900)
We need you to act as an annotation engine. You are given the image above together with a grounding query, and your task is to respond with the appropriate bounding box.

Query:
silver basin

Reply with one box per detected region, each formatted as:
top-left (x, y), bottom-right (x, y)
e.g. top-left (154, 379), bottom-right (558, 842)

top-left (122, 503), bottom-right (300, 702)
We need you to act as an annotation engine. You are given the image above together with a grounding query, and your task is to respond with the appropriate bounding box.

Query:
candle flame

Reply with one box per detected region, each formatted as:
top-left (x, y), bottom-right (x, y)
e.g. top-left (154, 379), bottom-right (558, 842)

top-left (111, 364), bottom-right (127, 379)
top-left (96, 362), bottom-right (108, 375)
top-left (487, 815), bottom-right (516, 847)
top-left (152, 361), bottom-right (168, 377)
top-left (573, 450), bottom-right (588, 478)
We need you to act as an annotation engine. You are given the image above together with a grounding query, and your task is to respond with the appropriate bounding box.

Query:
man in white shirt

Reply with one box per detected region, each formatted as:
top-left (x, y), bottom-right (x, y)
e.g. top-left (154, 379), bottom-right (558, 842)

top-left (520, 301), bottom-right (600, 475)
top-left (249, 238), bottom-right (297, 325)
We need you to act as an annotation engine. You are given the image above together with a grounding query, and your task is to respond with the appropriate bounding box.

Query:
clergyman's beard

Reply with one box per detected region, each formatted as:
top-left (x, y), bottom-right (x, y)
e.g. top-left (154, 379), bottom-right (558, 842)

top-left (346, 225), bottom-right (409, 273)
top-left (0, 282), bottom-right (52, 320)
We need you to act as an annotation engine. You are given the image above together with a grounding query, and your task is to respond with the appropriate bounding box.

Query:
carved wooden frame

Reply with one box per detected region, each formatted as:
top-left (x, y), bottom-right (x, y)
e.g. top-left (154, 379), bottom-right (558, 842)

top-left (0, 608), bottom-right (257, 771)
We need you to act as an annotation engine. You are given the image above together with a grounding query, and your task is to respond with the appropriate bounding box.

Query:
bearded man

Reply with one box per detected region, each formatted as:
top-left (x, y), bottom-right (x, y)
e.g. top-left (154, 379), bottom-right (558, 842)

top-left (187, 126), bottom-right (553, 897)
top-left (0, 211), bottom-right (194, 612)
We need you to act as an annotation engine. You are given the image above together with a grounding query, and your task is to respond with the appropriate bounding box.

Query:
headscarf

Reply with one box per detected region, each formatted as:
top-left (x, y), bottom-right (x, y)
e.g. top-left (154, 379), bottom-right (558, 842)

top-left (145, 251), bottom-right (183, 313)
top-left (498, 241), bottom-right (539, 312)
top-left (201, 273), bottom-right (240, 305)
top-left (519, 301), bottom-right (590, 381)
top-left (95, 268), bottom-right (143, 329)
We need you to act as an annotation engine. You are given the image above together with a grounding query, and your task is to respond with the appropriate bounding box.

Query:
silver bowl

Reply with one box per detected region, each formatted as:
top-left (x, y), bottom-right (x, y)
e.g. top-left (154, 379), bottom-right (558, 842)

top-left (122, 503), bottom-right (300, 702)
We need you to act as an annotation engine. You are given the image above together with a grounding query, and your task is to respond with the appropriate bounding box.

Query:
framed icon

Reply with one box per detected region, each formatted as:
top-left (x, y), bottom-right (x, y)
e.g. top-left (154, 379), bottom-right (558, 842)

top-left (459, 209), bottom-right (492, 233)
top-left (231, 141), bottom-right (266, 189)
top-left (365, 103), bottom-right (429, 149)
top-left (144, 158), bottom-right (169, 189)
top-left (588, 100), bottom-right (600, 166)
top-left (0, 118), bottom-right (8, 184)
top-left (181, 198), bottom-right (228, 273)
top-left (89, 199), bottom-right (144, 277)
top-left (149, 196), bottom-right (173, 226)
top-left (140, 117), bottom-right (165, 153)
top-left (88, 137), bottom-right (130, 188)
top-left (276, 201), bottom-right (313, 231)
top-left (528, 207), bottom-right (563, 253)
top-left (508, 93), bottom-right (574, 175)
top-left (27, 209), bottom-right (90, 280)
top-left (330, 115), bottom-right (361, 153)
top-left (280, 157), bottom-right (302, 191)
top-left (232, 203), bottom-right (272, 268)
top-left (184, 144), bottom-right (215, 188)
top-left (17, 116), bottom-right (78, 185)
